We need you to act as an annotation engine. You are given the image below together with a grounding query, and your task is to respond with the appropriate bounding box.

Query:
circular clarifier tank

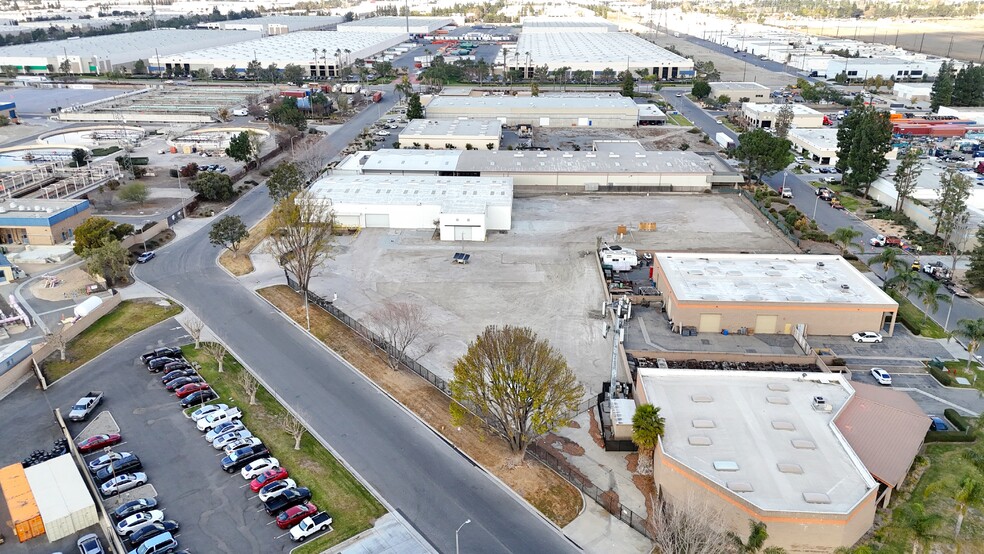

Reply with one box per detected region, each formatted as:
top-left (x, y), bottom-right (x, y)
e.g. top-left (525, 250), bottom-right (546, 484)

top-left (37, 125), bottom-right (146, 146)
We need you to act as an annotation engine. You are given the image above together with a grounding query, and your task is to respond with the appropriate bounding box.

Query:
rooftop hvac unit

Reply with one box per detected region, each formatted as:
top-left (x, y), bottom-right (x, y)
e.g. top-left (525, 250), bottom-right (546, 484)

top-left (841, 284), bottom-right (850, 290)
top-left (812, 396), bottom-right (832, 413)
top-left (816, 261), bottom-right (825, 267)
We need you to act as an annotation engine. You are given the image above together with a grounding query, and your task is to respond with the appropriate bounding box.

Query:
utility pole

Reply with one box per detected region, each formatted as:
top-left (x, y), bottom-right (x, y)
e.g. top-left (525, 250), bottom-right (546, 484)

top-left (605, 295), bottom-right (631, 412)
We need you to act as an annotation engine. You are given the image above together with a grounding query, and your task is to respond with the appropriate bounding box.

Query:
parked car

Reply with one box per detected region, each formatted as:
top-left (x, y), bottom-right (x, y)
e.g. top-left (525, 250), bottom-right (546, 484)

top-left (197, 407), bottom-right (242, 431)
top-left (190, 403), bottom-right (229, 422)
top-left (111, 498), bottom-right (158, 522)
top-left (911, 259), bottom-right (921, 271)
top-left (180, 389), bottom-right (218, 408)
top-left (376, 130), bottom-right (391, 137)
top-left (241, 457), bottom-right (281, 480)
top-left (162, 361), bottom-right (192, 373)
top-left (89, 451), bottom-right (131, 474)
top-left (223, 436), bottom-right (262, 454)
top-left (276, 502), bottom-right (317, 529)
top-left (147, 357), bottom-right (180, 372)
top-left (205, 421), bottom-right (245, 443)
top-left (68, 391), bottom-right (104, 421)
top-left (929, 415), bottom-right (950, 431)
top-left (136, 251), bottom-right (156, 263)
top-left (221, 444), bottom-right (270, 473)
top-left (161, 369), bottom-right (196, 384)
top-left (101, 473), bottom-right (148, 497)
top-left (212, 430), bottom-right (253, 450)
top-left (77, 433), bottom-right (122, 453)
top-left (259, 478), bottom-right (297, 502)
top-left (263, 486), bottom-right (312, 515)
top-left (852, 331), bottom-right (884, 343)
top-left (870, 368), bottom-right (892, 386)
top-left (125, 532), bottom-right (177, 554)
top-left (175, 383), bottom-right (210, 399)
top-left (96, 454), bottom-right (143, 483)
top-left (250, 467), bottom-right (289, 492)
top-left (127, 521), bottom-right (179, 547)
top-left (116, 509), bottom-right (164, 536)
top-left (165, 376), bottom-right (204, 392)
top-left (289, 512), bottom-right (333, 542)
top-left (77, 533), bottom-right (105, 554)
top-left (141, 348), bottom-right (182, 364)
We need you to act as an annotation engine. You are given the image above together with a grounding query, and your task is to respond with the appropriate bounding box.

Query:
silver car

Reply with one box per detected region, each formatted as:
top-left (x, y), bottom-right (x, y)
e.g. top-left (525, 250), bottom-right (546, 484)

top-left (100, 472), bottom-right (147, 497)
top-left (212, 430), bottom-right (253, 450)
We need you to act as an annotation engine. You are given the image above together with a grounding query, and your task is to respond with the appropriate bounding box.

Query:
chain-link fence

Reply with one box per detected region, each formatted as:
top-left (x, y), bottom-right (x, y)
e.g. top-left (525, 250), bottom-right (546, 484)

top-left (739, 189), bottom-right (801, 246)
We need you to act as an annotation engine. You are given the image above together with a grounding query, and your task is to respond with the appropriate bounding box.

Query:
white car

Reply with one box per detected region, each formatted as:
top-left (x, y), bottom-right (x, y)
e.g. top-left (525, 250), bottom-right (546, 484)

top-left (88, 451), bottom-right (132, 474)
top-left (852, 331), bottom-right (884, 343)
top-left (190, 403), bottom-right (228, 422)
top-left (258, 478), bottom-right (297, 502)
top-left (241, 457), bottom-right (281, 480)
top-left (376, 130), bottom-right (391, 137)
top-left (116, 509), bottom-right (164, 536)
top-left (870, 368), bottom-right (892, 386)
top-left (223, 436), bottom-right (262, 454)
top-left (101, 473), bottom-right (148, 497)
top-left (212, 430), bottom-right (253, 450)
top-left (289, 513), bottom-right (333, 542)
top-left (205, 421), bottom-right (245, 443)
top-left (675, 93), bottom-right (683, 97)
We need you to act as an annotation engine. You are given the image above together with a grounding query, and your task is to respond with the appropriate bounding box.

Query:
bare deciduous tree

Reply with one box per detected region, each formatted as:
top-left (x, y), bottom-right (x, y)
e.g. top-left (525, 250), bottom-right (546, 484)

top-left (46, 327), bottom-right (70, 361)
top-left (202, 341), bottom-right (228, 373)
top-left (186, 317), bottom-right (204, 349)
top-left (280, 413), bottom-right (306, 450)
top-left (237, 369), bottom-right (259, 405)
top-left (650, 495), bottom-right (733, 554)
top-left (369, 301), bottom-right (434, 370)
top-left (267, 191), bottom-right (335, 292)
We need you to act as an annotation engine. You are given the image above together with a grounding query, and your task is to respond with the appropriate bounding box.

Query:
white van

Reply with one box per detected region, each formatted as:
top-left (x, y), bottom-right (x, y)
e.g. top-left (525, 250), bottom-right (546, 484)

top-left (232, 108), bottom-right (248, 117)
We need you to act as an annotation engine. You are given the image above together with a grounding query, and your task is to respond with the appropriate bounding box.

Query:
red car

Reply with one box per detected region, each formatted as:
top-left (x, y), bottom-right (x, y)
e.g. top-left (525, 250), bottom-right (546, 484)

top-left (77, 433), bottom-right (122, 453)
top-left (276, 502), bottom-right (317, 529)
top-left (250, 467), bottom-right (289, 493)
top-left (174, 383), bottom-right (210, 399)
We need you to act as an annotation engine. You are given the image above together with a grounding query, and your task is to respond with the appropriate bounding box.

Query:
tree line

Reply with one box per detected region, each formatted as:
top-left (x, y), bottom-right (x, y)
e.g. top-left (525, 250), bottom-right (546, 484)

top-left (931, 62), bottom-right (984, 112)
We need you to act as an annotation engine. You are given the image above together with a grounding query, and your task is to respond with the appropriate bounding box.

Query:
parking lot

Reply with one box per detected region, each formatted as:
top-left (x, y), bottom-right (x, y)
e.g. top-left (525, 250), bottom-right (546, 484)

top-left (0, 319), bottom-right (308, 553)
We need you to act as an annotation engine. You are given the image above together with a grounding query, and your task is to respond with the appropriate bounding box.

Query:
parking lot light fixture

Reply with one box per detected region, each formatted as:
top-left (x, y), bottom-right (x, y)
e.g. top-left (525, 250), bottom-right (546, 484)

top-left (455, 519), bottom-right (471, 554)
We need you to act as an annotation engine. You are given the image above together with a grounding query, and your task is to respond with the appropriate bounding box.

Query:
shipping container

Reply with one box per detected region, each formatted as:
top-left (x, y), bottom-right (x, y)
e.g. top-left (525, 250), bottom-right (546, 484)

top-left (280, 90), bottom-right (308, 99)
top-left (372, 91), bottom-right (383, 103)
top-left (25, 455), bottom-right (98, 542)
top-left (0, 463), bottom-right (43, 542)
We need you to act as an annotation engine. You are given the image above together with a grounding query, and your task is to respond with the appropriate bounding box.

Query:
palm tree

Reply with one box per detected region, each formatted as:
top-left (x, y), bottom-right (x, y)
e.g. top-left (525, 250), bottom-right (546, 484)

top-left (631, 404), bottom-right (665, 452)
top-left (954, 318), bottom-right (984, 373)
top-left (955, 476), bottom-right (984, 537)
top-left (888, 270), bottom-right (917, 298)
top-left (898, 502), bottom-right (942, 554)
top-left (729, 520), bottom-right (770, 553)
top-left (869, 246), bottom-right (908, 279)
top-left (830, 227), bottom-right (863, 255)
top-left (913, 279), bottom-right (950, 328)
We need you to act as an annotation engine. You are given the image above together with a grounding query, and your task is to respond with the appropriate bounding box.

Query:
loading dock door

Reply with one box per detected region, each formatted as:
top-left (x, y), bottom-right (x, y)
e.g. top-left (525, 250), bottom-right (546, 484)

top-left (755, 315), bottom-right (778, 334)
top-left (453, 226), bottom-right (473, 241)
top-left (334, 214), bottom-right (360, 227)
top-left (698, 313), bottom-right (722, 333)
top-left (364, 214), bottom-right (390, 228)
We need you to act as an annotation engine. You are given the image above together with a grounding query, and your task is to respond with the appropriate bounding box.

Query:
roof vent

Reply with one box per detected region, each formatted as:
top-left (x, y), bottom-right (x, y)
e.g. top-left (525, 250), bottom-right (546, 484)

top-left (766, 396), bottom-right (789, 405)
top-left (713, 461), bottom-right (739, 472)
top-left (772, 421), bottom-right (795, 431)
top-left (767, 383), bottom-right (789, 392)
top-left (803, 492), bottom-right (831, 504)
top-left (791, 439), bottom-right (816, 450)
top-left (727, 481), bottom-right (754, 492)
top-left (692, 419), bottom-right (715, 429)
top-left (688, 436), bottom-right (712, 446)
top-left (841, 284), bottom-right (850, 290)
top-left (813, 396), bottom-right (832, 413)
top-left (691, 394), bottom-right (713, 403)
top-left (777, 463), bottom-right (803, 474)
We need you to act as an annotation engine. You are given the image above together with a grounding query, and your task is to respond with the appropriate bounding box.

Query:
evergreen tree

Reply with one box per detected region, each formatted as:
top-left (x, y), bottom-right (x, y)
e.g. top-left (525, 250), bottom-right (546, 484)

top-left (845, 110), bottom-right (894, 198)
top-left (930, 61), bottom-right (954, 112)
top-left (965, 226), bottom-right (984, 291)
top-left (835, 96), bottom-right (865, 174)
top-left (952, 64), bottom-right (984, 107)
top-left (406, 93), bottom-right (423, 119)
top-left (620, 70), bottom-right (635, 97)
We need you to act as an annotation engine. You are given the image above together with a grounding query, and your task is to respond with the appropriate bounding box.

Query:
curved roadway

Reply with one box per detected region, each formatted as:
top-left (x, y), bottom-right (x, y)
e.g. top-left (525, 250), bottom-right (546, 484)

top-left (134, 96), bottom-right (577, 554)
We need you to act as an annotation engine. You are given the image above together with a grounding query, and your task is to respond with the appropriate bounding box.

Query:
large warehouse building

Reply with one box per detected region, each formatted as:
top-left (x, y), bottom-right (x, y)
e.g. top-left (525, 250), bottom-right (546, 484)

top-left (788, 128), bottom-right (840, 166)
top-left (156, 31), bottom-right (406, 77)
top-left (709, 82), bottom-right (771, 102)
top-left (742, 103), bottom-right (825, 129)
top-left (652, 253), bottom-right (898, 336)
top-left (423, 94), bottom-right (641, 128)
top-left (510, 31), bottom-right (694, 80)
top-left (635, 369), bottom-right (880, 553)
top-left (398, 118), bottom-right (503, 150)
top-left (196, 15), bottom-right (342, 32)
top-left (0, 29), bottom-right (259, 74)
top-left (520, 16), bottom-right (619, 33)
top-left (308, 175), bottom-right (512, 241)
top-left (336, 16), bottom-right (453, 34)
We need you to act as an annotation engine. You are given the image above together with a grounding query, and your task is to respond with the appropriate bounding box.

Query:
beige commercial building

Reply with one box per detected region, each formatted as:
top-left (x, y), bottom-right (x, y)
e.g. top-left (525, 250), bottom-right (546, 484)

top-left (742, 103), bottom-right (825, 129)
top-left (788, 128), bottom-right (839, 166)
top-left (398, 119), bottom-right (502, 150)
top-left (0, 199), bottom-right (91, 246)
top-left (635, 369), bottom-right (881, 553)
top-left (709, 82), bottom-right (771, 102)
top-left (423, 94), bottom-right (641, 128)
top-left (653, 253), bottom-right (898, 336)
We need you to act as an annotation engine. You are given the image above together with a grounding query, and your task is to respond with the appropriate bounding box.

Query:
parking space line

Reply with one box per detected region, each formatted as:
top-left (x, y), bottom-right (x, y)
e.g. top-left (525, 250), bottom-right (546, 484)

top-left (273, 531), bottom-right (290, 540)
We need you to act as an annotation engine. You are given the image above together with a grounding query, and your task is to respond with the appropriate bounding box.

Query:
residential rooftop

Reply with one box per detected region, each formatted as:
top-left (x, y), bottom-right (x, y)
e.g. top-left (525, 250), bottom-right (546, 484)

top-left (308, 175), bottom-right (512, 213)
top-left (516, 32), bottom-right (691, 66)
top-left (655, 253), bottom-right (897, 306)
top-left (400, 118), bottom-right (503, 137)
top-left (638, 368), bottom-right (877, 514)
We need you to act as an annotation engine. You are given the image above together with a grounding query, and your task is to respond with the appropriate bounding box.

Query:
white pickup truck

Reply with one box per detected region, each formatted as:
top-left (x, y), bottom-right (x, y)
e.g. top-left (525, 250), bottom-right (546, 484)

top-left (197, 407), bottom-right (242, 432)
top-left (68, 391), bottom-right (104, 422)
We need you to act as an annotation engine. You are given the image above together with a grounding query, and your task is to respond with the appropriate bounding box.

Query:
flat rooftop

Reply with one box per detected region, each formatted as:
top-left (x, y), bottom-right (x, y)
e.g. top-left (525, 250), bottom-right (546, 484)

top-left (360, 149), bottom-right (461, 173)
top-left (516, 32), bottom-right (691, 66)
top-left (400, 118), bottom-right (503, 137)
top-left (520, 16), bottom-right (619, 32)
top-left (0, 29), bottom-right (260, 64)
top-left (0, 198), bottom-right (88, 220)
top-left (639, 369), bottom-right (876, 514)
top-left (788, 128), bottom-right (838, 149)
top-left (656, 253), bottom-right (897, 306)
top-left (426, 94), bottom-right (640, 111)
top-left (743, 103), bottom-right (822, 116)
top-left (165, 31), bottom-right (405, 63)
top-left (336, 16), bottom-right (452, 30)
top-left (308, 175), bottom-right (512, 213)
top-left (198, 15), bottom-right (343, 31)
top-left (455, 149), bottom-right (714, 175)
top-left (710, 81), bottom-right (771, 91)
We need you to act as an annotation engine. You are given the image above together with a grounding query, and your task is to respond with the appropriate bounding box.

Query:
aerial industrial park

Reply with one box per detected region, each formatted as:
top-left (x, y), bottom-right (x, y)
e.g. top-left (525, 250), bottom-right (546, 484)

top-left (0, 1), bottom-right (982, 553)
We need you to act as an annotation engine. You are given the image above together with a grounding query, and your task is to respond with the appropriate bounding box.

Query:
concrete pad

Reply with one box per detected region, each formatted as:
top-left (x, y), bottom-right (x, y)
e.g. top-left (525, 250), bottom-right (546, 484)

top-left (564, 498), bottom-right (654, 554)
top-left (75, 410), bottom-right (120, 439)
top-left (103, 484), bottom-right (159, 507)
top-left (329, 512), bottom-right (437, 554)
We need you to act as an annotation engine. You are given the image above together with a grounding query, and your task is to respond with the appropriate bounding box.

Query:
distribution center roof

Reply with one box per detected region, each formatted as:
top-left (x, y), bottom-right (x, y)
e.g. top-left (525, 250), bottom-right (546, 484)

top-left (198, 15), bottom-right (342, 31)
top-left (516, 32), bottom-right (691, 67)
top-left (520, 16), bottom-right (619, 32)
top-left (164, 31), bottom-right (405, 64)
top-left (638, 368), bottom-right (876, 514)
top-left (337, 16), bottom-right (452, 32)
top-left (710, 81), bottom-right (771, 91)
top-left (426, 94), bottom-right (639, 111)
top-left (309, 175), bottom-right (512, 214)
top-left (455, 149), bottom-right (714, 174)
top-left (400, 118), bottom-right (503, 138)
top-left (0, 29), bottom-right (260, 64)
top-left (743, 103), bottom-right (822, 115)
top-left (789, 128), bottom-right (838, 150)
top-left (656, 253), bottom-right (897, 305)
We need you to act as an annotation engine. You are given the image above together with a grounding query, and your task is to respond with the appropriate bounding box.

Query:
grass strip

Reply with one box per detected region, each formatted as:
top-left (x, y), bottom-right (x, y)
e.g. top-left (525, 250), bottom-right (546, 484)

top-left (218, 215), bottom-right (271, 276)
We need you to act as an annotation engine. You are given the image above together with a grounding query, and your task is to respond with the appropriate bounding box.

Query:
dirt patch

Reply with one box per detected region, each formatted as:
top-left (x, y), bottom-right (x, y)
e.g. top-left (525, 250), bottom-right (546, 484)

top-left (868, 218), bottom-right (908, 237)
top-left (219, 215), bottom-right (271, 276)
top-left (542, 432), bottom-right (586, 457)
top-left (567, 419), bottom-right (581, 429)
top-left (257, 285), bottom-right (583, 527)
top-left (625, 452), bottom-right (639, 473)
top-left (588, 408), bottom-right (606, 449)
top-left (30, 267), bottom-right (98, 302)
top-left (632, 472), bottom-right (657, 537)
top-left (799, 239), bottom-right (840, 255)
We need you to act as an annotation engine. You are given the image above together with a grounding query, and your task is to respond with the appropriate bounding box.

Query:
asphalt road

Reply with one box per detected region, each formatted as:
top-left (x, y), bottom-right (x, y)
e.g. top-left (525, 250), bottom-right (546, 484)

top-left (134, 104), bottom-right (576, 552)
top-left (679, 33), bottom-right (820, 83)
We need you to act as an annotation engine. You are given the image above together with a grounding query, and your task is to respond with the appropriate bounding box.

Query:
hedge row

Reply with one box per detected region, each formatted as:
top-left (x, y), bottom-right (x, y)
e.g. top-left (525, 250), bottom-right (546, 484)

top-left (944, 408), bottom-right (970, 432)
top-left (925, 430), bottom-right (976, 443)
top-left (929, 366), bottom-right (952, 386)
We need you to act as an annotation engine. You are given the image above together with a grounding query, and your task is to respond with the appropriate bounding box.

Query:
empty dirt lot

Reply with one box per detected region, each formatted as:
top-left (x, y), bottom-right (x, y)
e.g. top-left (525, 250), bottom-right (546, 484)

top-left (301, 195), bottom-right (794, 393)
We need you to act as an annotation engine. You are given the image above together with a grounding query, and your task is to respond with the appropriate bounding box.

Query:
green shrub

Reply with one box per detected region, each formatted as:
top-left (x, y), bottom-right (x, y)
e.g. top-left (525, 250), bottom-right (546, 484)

top-left (944, 408), bottom-right (969, 432)
top-left (91, 146), bottom-right (121, 157)
top-left (929, 366), bottom-right (952, 386)
top-left (925, 430), bottom-right (975, 443)
top-left (800, 230), bottom-right (831, 242)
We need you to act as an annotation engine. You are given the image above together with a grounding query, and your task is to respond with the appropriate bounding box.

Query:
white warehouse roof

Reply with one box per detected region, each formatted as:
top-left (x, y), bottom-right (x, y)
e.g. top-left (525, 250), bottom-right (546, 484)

top-left (426, 94), bottom-right (639, 112)
top-left (743, 103), bottom-right (822, 116)
top-left (710, 81), bottom-right (771, 92)
top-left (516, 32), bottom-right (692, 69)
top-left (197, 15), bottom-right (342, 31)
top-left (400, 118), bottom-right (502, 138)
top-left (24, 455), bottom-right (98, 542)
top-left (638, 369), bottom-right (877, 514)
top-left (455, 149), bottom-right (713, 175)
top-left (309, 175), bottom-right (512, 213)
top-left (520, 16), bottom-right (619, 33)
top-left (162, 31), bottom-right (406, 67)
top-left (788, 128), bottom-right (839, 151)
top-left (656, 253), bottom-right (897, 306)
top-left (337, 16), bottom-right (452, 33)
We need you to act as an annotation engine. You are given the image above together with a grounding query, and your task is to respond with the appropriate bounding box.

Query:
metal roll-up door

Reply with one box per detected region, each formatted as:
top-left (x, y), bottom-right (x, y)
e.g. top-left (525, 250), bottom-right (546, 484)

top-left (698, 313), bottom-right (721, 333)
top-left (453, 227), bottom-right (473, 241)
top-left (755, 315), bottom-right (778, 334)
top-left (334, 214), bottom-right (360, 228)
top-left (364, 214), bottom-right (390, 228)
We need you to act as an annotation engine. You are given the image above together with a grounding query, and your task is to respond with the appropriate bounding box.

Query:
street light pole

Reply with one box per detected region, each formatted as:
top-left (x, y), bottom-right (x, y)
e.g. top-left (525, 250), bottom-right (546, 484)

top-left (944, 292), bottom-right (956, 331)
top-left (455, 519), bottom-right (471, 554)
top-left (812, 193), bottom-right (820, 220)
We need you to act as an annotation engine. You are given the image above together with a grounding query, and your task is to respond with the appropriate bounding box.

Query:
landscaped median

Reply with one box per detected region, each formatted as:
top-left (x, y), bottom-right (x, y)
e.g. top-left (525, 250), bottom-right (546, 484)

top-left (182, 345), bottom-right (386, 554)
top-left (888, 290), bottom-right (949, 339)
top-left (257, 285), bottom-right (583, 526)
top-left (218, 215), bottom-right (271, 276)
top-left (42, 299), bottom-right (182, 383)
